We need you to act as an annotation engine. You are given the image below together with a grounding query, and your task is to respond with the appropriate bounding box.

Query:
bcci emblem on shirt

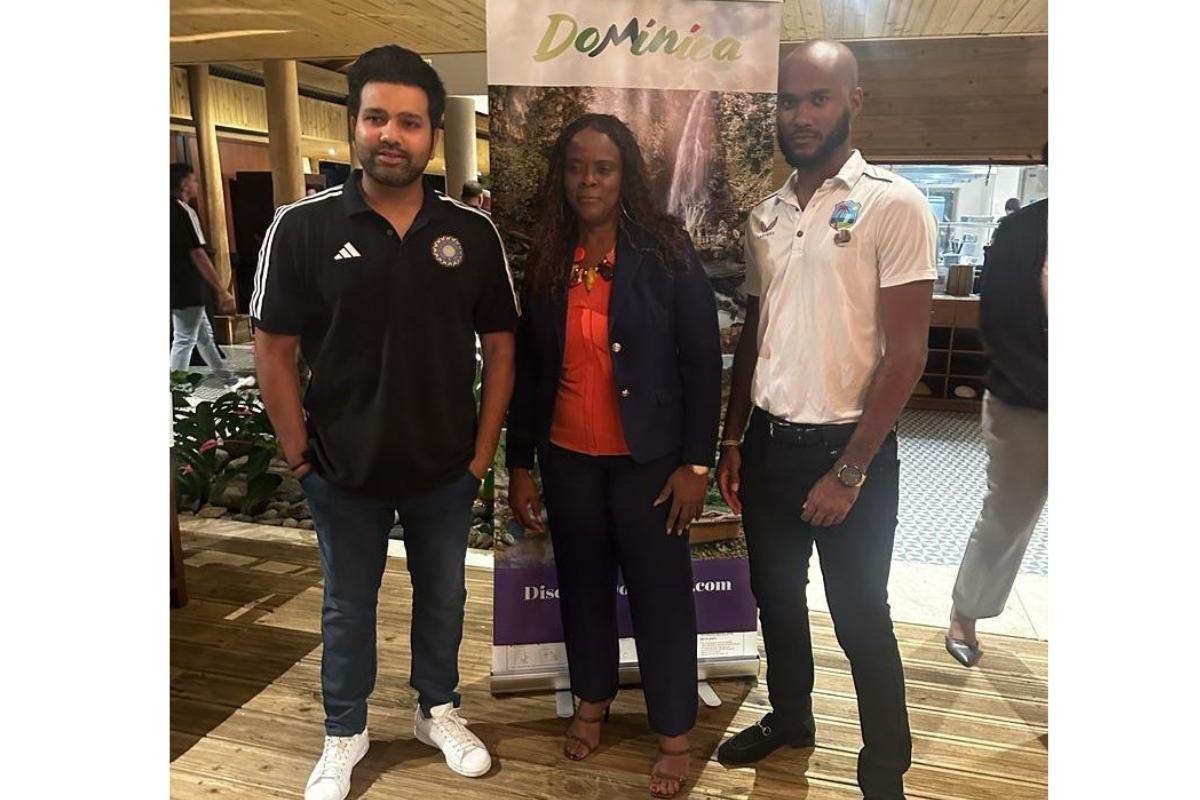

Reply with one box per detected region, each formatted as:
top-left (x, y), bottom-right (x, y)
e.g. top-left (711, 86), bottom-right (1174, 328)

top-left (432, 235), bottom-right (465, 268)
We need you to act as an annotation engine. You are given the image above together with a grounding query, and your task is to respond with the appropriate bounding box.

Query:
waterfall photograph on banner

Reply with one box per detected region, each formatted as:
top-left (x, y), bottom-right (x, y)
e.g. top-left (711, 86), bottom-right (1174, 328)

top-left (488, 84), bottom-right (776, 326)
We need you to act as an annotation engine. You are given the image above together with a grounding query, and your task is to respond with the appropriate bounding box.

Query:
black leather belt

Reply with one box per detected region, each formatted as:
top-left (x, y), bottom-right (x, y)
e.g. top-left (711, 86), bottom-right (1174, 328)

top-left (752, 408), bottom-right (857, 447)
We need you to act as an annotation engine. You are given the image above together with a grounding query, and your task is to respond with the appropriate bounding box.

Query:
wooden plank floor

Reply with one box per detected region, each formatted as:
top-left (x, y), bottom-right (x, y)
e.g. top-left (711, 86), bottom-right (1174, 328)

top-left (171, 521), bottom-right (1048, 800)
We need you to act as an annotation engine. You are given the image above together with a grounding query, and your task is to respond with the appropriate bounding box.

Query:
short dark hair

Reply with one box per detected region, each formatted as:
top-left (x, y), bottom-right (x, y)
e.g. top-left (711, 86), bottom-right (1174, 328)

top-left (347, 45), bottom-right (446, 128)
top-left (170, 162), bottom-right (194, 193)
top-left (1004, 197), bottom-right (1021, 213)
top-left (461, 180), bottom-right (483, 200)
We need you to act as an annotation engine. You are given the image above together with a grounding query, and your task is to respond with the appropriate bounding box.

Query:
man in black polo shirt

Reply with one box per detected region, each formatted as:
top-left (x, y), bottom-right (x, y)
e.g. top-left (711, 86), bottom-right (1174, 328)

top-left (251, 46), bottom-right (517, 798)
top-left (169, 163), bottom-right (239, 385)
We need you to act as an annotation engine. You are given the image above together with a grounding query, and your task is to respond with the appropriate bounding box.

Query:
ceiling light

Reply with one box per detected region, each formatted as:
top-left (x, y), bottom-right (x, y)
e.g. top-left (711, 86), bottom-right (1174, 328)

top-left (169, 30), bottom-right (293, 43)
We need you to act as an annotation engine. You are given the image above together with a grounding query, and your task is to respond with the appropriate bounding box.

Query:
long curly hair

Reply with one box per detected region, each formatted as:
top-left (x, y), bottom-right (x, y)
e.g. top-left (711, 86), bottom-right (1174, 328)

top-left (524, 113), bottom-right (692, 296)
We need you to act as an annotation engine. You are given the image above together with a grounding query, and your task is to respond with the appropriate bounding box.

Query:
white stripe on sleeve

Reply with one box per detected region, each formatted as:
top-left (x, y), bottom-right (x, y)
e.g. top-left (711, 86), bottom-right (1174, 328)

top-left (249, 186), bottom-right (343, 319)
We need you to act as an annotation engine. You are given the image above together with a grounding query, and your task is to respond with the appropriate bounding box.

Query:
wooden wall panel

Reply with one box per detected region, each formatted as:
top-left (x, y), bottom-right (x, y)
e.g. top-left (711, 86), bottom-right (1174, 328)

top-left (170, 68), bottom-right (190, 119)
top-left (171, 67), bottom-right (347, 142)
top-left (298, 96), bottom-right (348, 143)
top-left (212, 76), bottom-right (268, 132)
top-left (773, 34), bottom-right (1046, 183)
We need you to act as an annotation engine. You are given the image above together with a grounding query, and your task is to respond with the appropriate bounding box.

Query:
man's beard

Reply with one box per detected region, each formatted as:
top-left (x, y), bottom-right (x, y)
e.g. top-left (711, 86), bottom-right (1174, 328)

top-left (358, 142), bottom-right (430, 188)
top-left (779, 109), bottom-right (852, 169)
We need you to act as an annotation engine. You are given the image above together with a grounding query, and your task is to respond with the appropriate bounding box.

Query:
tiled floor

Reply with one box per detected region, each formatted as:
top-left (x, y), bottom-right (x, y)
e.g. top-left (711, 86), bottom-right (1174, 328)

top-left (897, 409), bottom-right (1048, 576)
top-left (216, 342), bottom-right (257, 372)
top-left (177, 344), bottom-right (257, 401)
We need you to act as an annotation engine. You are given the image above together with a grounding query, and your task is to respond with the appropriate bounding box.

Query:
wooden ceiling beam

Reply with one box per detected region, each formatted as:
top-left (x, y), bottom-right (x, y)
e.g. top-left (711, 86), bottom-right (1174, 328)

top-left (220, 60), bottom-right (348, 98)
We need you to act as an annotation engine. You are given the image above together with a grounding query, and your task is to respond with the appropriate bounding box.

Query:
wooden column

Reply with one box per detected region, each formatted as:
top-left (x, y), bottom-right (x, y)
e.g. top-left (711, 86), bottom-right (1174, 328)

top-left (170, 448), bottom-right (188, 608)
top-left (263, 59), bottom-right (305, 206)
top-left (185, 65), bottom-right (232, 294)
top-left (443, 96), bottom-right (478, 202)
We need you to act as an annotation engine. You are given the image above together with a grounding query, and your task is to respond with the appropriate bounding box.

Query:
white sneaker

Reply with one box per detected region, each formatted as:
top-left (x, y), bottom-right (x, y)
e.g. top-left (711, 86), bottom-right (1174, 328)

top-left (413, 702), bottom-right (492, 777)
top-left (304, 728), bottom-right (369, 800)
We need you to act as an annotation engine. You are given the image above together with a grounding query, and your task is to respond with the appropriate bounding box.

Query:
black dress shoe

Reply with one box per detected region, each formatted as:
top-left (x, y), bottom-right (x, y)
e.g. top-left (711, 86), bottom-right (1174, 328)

top-left (717, 713), bottom-right (815, 765)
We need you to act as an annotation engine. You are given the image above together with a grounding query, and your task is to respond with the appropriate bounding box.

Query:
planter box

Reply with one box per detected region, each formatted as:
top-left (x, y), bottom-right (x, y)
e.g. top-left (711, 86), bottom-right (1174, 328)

top-left (689, 515), bottom-right (742, 544)
top-left (213, 313), bottom-right (253, 345)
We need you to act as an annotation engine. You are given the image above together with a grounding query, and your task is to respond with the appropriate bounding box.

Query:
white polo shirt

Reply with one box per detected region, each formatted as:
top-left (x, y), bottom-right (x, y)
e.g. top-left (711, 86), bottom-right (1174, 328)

top-left (743, 150), bottom-right (936, 425)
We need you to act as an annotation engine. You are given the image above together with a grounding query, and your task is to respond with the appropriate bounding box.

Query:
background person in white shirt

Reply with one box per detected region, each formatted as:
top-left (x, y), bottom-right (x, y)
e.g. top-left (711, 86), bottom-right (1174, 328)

top-left (715, 40), bottom-right (936, 800)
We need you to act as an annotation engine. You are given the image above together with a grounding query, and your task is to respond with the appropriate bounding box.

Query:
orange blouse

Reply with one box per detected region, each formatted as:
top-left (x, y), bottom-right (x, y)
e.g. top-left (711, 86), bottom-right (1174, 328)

top-left (549, 252), bottom-right (631, 456)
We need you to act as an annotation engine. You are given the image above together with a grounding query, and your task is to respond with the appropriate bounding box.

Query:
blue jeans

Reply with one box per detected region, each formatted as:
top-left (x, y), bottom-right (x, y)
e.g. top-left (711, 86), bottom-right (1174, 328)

top-left (169, 305), bottom-right (232, 378)
top-left (301, 468), bottom-right (481, 736)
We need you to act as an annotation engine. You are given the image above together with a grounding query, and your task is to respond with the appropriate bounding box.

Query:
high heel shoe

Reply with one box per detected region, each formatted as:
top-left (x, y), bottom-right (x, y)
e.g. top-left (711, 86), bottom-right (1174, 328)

top-left (563, 699), bottom-right (612, 761)
top-left (945, 634), bottom-right (983, 667)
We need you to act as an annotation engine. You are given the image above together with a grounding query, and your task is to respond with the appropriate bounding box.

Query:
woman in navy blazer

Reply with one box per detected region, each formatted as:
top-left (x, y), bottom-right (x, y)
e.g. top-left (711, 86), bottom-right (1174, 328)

top-left (506, 113), bottom-right (721, 798)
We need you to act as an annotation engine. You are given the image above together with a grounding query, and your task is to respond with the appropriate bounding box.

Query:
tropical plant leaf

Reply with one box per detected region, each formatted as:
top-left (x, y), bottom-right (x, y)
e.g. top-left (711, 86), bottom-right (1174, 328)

top-left (244, 446), bottom-right (273, 480)
top-left (243, 472), bottom-right (283, 515)
top-left (175, 468), bottom-right (203, 510)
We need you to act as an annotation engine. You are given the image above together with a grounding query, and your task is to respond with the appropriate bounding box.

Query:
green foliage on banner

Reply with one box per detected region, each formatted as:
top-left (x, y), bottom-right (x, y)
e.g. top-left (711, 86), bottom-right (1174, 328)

top-left (489, 85), bottom-right (595, 278)
top-left (718, 92), bottom-right (778, 214)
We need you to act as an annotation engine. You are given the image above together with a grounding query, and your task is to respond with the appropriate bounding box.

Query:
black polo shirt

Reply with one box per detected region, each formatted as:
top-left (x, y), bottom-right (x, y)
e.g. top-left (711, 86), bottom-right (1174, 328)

top-left (170, 198), bottom-right (208, 309)
top-left (250, 172), bottom-right (518, 499)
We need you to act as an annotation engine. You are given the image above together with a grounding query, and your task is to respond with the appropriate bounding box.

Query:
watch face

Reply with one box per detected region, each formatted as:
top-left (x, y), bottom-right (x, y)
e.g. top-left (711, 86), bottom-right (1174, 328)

top-left (839, 465), bottom-right (864, 487)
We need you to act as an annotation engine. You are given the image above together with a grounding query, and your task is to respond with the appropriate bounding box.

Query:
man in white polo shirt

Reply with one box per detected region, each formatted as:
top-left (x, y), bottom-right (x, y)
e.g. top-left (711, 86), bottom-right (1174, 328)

top-left (716, 40), bottom-right (936, 800)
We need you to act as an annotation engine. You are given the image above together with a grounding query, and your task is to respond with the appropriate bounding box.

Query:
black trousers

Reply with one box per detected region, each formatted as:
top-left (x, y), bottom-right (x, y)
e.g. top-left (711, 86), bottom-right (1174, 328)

top-left (540, 443), bottom-right (698, 737)
top-left (740, 409), bottom-right (911, 800)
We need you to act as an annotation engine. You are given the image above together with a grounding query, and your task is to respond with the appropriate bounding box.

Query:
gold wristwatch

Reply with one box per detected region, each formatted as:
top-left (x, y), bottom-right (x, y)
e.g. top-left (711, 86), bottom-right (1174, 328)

top-left (835, 463), bottom-right (867, 488)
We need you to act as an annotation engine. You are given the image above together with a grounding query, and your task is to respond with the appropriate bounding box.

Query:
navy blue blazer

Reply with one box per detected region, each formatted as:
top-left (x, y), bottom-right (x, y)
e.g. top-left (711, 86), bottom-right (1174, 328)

top-left (505, 220), bottom-right (722, 470)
